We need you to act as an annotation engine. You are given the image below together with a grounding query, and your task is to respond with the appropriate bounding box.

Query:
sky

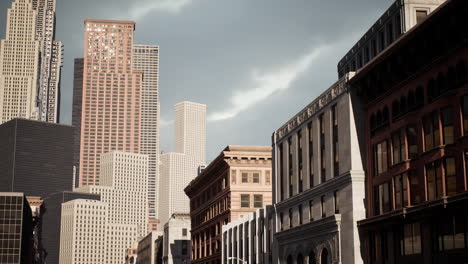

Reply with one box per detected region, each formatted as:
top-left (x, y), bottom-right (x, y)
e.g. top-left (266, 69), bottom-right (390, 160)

top-left (0, 0), bottom-right (390, 162)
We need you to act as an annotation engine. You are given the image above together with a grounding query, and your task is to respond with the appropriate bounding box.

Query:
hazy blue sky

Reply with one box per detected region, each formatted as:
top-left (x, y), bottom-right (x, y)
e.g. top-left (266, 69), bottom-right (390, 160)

top-left (0, 0), bottom-right (390, 162)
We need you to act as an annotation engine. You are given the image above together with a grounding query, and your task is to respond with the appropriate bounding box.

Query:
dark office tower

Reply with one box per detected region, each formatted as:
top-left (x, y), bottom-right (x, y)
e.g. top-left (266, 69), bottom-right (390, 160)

top-left (0, 118), bottom-right (73, 197)
top-left (0, 192), bottom-right (34, 264)
top-left (40, 191), bottom-right (100, 264)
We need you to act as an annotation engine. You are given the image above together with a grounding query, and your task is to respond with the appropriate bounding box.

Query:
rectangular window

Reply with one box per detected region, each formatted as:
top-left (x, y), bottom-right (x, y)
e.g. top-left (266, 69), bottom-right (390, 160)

top-left (374, 182), bottom-right (391, 215)
top-left (462, 96), bottom-right (468, 135)
top-left (308, 122), bottom-right (314, 188)
top-left (309, 200), bottom-right (314, 221)
top-left (444, 157), bottom-right (457, 196)
top-left (334, 190), bottom-right (340, 214)
top-left (392, 130), bottom-right (406, 164)
top-left (407, 126), bottom-right (418, 159)
top-left (298, 131), bottom-right (303, 193)
top-left (374, 141), bottom-right (389, 175)
top-left (241, 194), bottom-right (250, 208)
top-left (252, 173), bottom-right (260, 183)
top-left (394, 173), bottom-right (408, 209)
top-left (288, 137), bottom-right (293, 197)
top-left (182, 228), bottom-right (188, 236)
top-left (424, 111), bottom-right (440, 151)
top-left (242, 172), bottom-right (248, 183)
top-left (409, 170), bottom-right (421, 205)
top-left (253, 195), bottom-right (263, 208)
top-left (438, 216), bottom-right (466, 251)
top-left (320, 114), bottom-right (326, 183)
top-left (279, 144), bottom-right (284, 201)
top-left (289, 209), bottom-right (293, 228)
top-left (332, 105), bottom-right (339, 177)
top-left (279, 213), bottom-right (284, 231)
top-left (401, 223), bottom-right (422, 255)
top-left (321, 195), bottom-right (326, 218)
top-left (416, 10), bottom-right (428, 24)
top-left (441, 107), bottom-right (454, 144)
top-left (426, 160), bottom-right (444, 200)
top-left (298, 205), bottom-right (303, 225)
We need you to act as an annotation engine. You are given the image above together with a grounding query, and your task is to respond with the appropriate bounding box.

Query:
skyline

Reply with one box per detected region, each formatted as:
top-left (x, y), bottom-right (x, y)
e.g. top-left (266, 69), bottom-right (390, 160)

top-left (0, 0), bottom-right (389, 161)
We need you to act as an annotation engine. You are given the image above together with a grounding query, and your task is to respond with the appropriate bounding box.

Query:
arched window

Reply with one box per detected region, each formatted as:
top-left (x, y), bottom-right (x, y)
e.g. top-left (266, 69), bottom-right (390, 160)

top-left (427, 79), bottom-right (435, 102)
top-left (407, 91), bottom-right (415, 110)
top-left (400, 96), bottom-right (407, 114)
top-left (297, 254), bottom-right (304, 264)
top-left (457, 60), bottom-right (467, 86)
top-left (287, 255), bottom-right (293, 264)
top-left (321, 248), bottom-right (329, 264)
top-left (416, 86), bottom-right (424, 107)
top-left (392, 100), bottom-right (400, 119)
top-left (308, 250), bottom-right (316, 264)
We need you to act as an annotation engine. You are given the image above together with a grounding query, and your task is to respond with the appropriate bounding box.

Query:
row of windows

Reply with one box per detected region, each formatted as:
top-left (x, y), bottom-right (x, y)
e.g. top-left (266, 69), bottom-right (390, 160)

top-left (240, 194), bottom-right (263, 209)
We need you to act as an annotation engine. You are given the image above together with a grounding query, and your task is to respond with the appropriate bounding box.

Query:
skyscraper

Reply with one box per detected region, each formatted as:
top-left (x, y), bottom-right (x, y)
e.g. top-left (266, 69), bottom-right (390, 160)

top-left (32, 0), bottom-right (63, 123)
top-left (73, 20), bottom-right (143, 187)
top-left (174, 101), bottom-right (207, 164)
top-left (0, 0), bottom-right (40, 123)
top-left (133, 44), bottom-right (160, 220)
top-left (158, 101), bottom-right (206, 224)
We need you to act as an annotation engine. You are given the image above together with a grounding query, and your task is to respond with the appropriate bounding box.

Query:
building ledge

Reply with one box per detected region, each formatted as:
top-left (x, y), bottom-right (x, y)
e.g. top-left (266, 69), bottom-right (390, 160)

top-left (275, 214), bottom-right (341, 243)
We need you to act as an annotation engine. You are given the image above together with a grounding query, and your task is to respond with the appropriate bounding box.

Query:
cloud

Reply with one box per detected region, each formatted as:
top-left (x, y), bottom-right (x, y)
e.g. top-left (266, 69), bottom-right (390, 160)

top-left (130, 0), bottom-right (193, 20)
top-left (208, 45), bottom-right (328, 122)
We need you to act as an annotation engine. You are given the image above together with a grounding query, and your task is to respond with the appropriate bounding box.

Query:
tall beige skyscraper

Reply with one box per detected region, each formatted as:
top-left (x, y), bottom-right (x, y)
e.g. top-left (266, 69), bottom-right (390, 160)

top-left (0, 0), bottom-right (40, 123)
top-left (72, 19), bottom-right (143, 187)
top-left (133, 44), bottom-right (160, 220)
top-left (158, 101), bottom-right (206, 224)
top-left (174, 101), bottom-right (207, 164)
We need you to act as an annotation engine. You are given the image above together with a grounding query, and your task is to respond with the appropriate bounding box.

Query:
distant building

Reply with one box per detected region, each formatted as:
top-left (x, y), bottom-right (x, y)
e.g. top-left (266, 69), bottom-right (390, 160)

top-left (222, 206), bottom-right (275, 264)
top-left (59, 199), bottom-right (109, 264)
top-left (272, 73), bottom-right (366, 264)
top-left (159, 102), bottom-right (206, 224)
top-left (134, 44), bottom-right (161, 221)
top-left (73, 19), bottom-right (143, 187)
top-left (337, 0), bottom-right (446, 78)
top-left (41, 191), bottom-right (100, 264)
top-left (0, 119), bottom-right (73, 197)
top-left (162, 213), bottom-right (191, 264)
top-left (137, 232), bottom-right (161, 264)
top-left (0, 192), bottom-right (34, 264)
top-left (185, 146), bottom-right (273, 264)
top-left (349, 0), bottom-right (468, 262)
top-left (126, 242), bottom-right (139, 264)
top-left (149, 218), bottom-right (163, 233)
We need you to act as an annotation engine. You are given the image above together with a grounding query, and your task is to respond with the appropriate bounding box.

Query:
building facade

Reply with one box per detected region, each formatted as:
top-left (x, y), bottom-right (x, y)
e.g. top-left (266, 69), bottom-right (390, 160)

top-left (349, 0), bottom-right (468, 263)
top-left (59, 199), bottom-right (108, 264)
top-left (185, 146), bottom-right (273, 264)
top-left (0, 0), bottom-right (40, 123)
top-left (126, 242), bottom-right (139, 264)
top-left (41, 191), bottom-right (100, 264)
top-left (222, 206), bottom-right (275, 264)
top-left (0, 118), bottom-right (73, 197)
top-left (73, 19), bottom-right (143, 187)
top-left (0, 192), bottom-right (34, 264)
top-left (137, 231), bottom-right (161, 264)
top-left (162, 213), bottom-right (191, 264)
top-left (133, 44), bottom-right (161, 220)
top-left (272, 73), bottom-right (366, 264)
top-left (337, 0), bottom-right (446, 78)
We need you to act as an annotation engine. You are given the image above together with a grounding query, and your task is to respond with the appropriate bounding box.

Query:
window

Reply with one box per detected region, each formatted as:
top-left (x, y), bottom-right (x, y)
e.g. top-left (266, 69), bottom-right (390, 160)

top-left (438, 216), bottom-right (466, 251)
top-left (309, 200), bottom-right (314, 221)
top-left (374, 182), bottom-right (391, 215)
top-left (445, 157), bottom-right (457, 196)
top-left (182, 240), bottom-right (188, 255)
top-left (416, 10), bottom-right (428, 24)
top-left (298, 131), bottom-right (303, 193)
top-left (426, 160), bottom-right (443, 200)
top-left (242, 172), bottom-right (248, 183)
top-left (252, 173), bottom-right (260, 183)
top-left (423, 111), bottom-right (440, 151)
top-left (182, 228), bottom-right (187, 236)
top-left (253, 195), bottom-right (263, 208)
top-left (241, 195), bottom-right (250, 208)
top-left (334, 190), bottom-right (340, 214)
top-left (409, 170), bottom-right (421, 205)
top-left (441, 107), bottom-right (454, 144)
top-left (332, 105), bottom-right (339, 177)
top-left (392, 130), bottom-right (406, 164)
top-left (308, 122), bottom-right (314, 188)
top-left (407, 126), bottom-right (418, 159)
top-left (374, 141), bottom-right (388, 175)
top-left (462, 96), bottom-right (468, 135)
top-left (288, 137), bottom-right (293, 197)
top-left (321, 196), bottom-right (325, 218)
top-left (320, 114), bottom-right (326, 183)
top-left (298, 205), bottom-right (303, 225)
top-left (401, 223), bottom-right (422, 255)
top-left (394, 173), bottom-right (408, 209)
top-left (289, 209), bottom-right (293, 228)
top-left (279, 213), bottom-right (284, 231)
top-left (279, 144), bottom-right (284, 201)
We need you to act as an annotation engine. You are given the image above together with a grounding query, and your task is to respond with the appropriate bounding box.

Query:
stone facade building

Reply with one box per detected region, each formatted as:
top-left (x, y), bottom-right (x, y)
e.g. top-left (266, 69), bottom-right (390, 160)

top-left (185, 146), bottom-right (272, 264)
top-left (349, 0), bottom-right (468, 262)
top-left (272, 73), bottom-right (366, 264)
top-left (162, 213), bottom-right (191, 264)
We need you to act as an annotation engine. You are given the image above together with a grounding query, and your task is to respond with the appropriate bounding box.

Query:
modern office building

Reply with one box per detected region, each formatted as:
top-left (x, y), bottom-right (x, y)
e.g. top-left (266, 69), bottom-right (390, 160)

top-left (222, 206), bottom-right (275, 264)
top-left (72, 19), bottom-right (143, 187)
top-left (349, 0), bottom-right (468, 262)
top-left (0, 0), bottom-right (40, 123)
top-left (0, 192), bottom-right (34, 264)
top-left (59, 199), bottom-right (108, 264)
top-left (75, 151), bottom-right (148, 263)
top-left (0, 119), bottom-right (73, 197)
top-left (41, 191), bottom-right (100, 264)
top-left (185, 146), bottom-right (273, 264)
top-left (337, 0), bottom-right (446, 78)
top-left (33, 0), bottom-right (63, 123)
top-left (158, 101), bottom-right (206, 224)
top-left (272, 73), bottom-right (366, 264)
top-left (162, 213), bottom-right (191, 264)
top-left (134, 44), bottom-right (161, 220)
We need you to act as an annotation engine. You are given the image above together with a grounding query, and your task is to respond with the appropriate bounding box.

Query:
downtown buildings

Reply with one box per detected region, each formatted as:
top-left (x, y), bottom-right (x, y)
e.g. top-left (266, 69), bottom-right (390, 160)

top-left (185, 146), bottom-right (272, 264)
top-left (0, 0), bottom-right (62, 124)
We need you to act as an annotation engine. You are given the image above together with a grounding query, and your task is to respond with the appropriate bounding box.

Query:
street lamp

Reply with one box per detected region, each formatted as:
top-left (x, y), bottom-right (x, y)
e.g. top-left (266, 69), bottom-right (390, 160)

top-left (227, 257), bottom-right (248, 264)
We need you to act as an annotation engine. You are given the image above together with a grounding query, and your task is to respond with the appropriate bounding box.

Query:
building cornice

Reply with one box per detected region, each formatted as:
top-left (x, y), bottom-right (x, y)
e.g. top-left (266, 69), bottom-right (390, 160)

top-left (275, 215), bottom-right (341, 244)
